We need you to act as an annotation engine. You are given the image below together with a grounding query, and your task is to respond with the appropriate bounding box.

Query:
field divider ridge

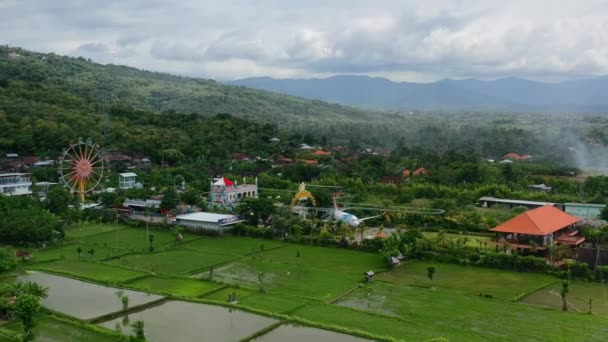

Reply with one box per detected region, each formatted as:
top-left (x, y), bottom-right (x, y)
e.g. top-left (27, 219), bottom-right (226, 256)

top-left (88, 297), bottom-right (169, 324)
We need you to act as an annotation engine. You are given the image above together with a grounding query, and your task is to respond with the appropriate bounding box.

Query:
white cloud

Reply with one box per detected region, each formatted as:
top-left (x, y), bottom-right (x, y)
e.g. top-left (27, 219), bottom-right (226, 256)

top-left (1, 0), bottom-right (608, 81)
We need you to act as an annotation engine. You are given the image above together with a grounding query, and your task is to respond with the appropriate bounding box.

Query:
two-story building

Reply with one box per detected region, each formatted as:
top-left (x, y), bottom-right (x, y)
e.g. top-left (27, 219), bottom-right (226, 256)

top-left (490, 205), bottom-right (584, 256)
top-left (0, 173), bottom-right (32, 196)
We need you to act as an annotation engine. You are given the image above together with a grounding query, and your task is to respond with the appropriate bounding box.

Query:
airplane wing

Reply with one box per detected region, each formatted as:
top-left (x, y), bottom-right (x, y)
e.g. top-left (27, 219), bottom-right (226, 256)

top-left (359, 215), bottom-right (382, 222)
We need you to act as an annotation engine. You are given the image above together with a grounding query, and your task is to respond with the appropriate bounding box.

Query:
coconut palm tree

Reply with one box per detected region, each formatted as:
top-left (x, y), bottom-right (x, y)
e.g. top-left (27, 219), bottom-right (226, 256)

top-left (560, 281), bottom-right (569, 311)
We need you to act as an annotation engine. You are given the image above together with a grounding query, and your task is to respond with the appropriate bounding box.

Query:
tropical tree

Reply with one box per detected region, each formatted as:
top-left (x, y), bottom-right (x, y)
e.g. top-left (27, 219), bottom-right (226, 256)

top-left (160, 189), bottom-right (180, 212)
top-left (0, 249), bottom-right (16, 273)
top-left (4, 281), bottom-right (48, 342)
top-left (427, 266), bottom-right (436, 287)
top-left (560, 281), bottom-right (569, 311)
top-left (12, 293), bottom-right (40, 341)
top-left (130, 320), bottom-right (146, 341)
top-left (122, 295), bottom-right (130, 310)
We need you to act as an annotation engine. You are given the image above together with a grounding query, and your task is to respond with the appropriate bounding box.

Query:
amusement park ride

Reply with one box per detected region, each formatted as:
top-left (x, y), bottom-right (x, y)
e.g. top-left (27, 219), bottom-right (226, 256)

top-left (282, 182), bottom-right (445, 227)
top-left (59, 139), bottom-right (104, 201)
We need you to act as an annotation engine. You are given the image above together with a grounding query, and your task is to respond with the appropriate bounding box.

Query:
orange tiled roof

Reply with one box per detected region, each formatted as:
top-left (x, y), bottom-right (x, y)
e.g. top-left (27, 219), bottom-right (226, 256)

top-left (413, 167), bottom-right (427, 176)
top-left (312, 150), bottom-right (331, 156)
top-left (503, 152), bottom-right (522, 160)
top-left (490, 205), bottom-right (581, 236)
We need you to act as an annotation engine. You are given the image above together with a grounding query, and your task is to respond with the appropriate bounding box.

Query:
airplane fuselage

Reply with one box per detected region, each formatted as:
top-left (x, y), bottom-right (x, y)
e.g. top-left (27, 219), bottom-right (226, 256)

top-left (333, 209), bottom-right (361, 228)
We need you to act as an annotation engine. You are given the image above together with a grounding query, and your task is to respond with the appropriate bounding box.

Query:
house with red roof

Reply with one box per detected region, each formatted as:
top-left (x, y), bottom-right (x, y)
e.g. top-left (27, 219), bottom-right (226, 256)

top-left (312, 149), bottom-right (332, 157)
top-left (490, 205), bottom-right (584, 256)
top-left (413, 167), bottom-right (428, 176)
top-left (297, 159), bottom-right (319, 165)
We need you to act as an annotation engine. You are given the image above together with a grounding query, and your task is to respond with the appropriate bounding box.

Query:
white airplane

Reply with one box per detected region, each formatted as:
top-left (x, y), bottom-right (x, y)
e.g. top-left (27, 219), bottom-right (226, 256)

top-left (332, 196), bottom-right (381, 228)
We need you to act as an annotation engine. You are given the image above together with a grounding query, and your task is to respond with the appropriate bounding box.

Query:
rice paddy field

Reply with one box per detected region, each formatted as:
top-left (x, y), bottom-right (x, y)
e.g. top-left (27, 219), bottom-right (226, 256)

top-left (378, 260), bottom-right (557, 300)
top-left (5, 222), bottom-right (608, 341)
top-left (521, 280), bottom-right (608, 316)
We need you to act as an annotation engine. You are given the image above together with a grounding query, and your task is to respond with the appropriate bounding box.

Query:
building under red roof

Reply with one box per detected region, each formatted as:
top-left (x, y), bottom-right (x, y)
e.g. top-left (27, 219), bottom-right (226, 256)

top-left (402, 169), bottom-right (411, 176)
top-left (413, 167), bottom-right (428, 176)
top-left (312, 149), bottom-right (332, 156)
top-left (490, 205), bottom-right (581, 236)
top-left (297, 159), bottom-right (319, 165)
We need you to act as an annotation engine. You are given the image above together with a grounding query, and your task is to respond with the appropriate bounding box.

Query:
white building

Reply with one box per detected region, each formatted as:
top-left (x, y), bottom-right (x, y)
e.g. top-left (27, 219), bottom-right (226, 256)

top-left (0, 173), bottom-right (32, 196)
top-left (174, 212), bottom-right (243, 231)
top-left (119, 172), bottom-right (137, 189)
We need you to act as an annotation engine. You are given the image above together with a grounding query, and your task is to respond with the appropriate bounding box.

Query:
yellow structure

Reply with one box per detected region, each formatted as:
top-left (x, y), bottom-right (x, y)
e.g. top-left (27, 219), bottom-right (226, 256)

top-left (291, 182), bottom-right (317, 207)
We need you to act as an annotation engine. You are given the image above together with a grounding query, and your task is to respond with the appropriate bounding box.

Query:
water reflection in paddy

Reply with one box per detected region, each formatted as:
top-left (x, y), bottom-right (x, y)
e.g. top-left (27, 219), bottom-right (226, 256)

top-left (100, 300), bottom-right (278, 342)
top-left (18, 272), bottom-right (162, 320)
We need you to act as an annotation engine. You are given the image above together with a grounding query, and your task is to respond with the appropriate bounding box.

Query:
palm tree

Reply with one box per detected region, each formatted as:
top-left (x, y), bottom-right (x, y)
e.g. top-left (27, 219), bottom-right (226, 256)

top-left (560, 281), bottom-right (569, 311)
top-left (427, 266), bottom-right (436, 288)
top-left (436, 230), bottom-right (449, 248)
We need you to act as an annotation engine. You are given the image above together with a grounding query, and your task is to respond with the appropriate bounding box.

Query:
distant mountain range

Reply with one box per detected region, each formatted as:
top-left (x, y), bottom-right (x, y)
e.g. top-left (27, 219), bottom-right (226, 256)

top-left (229, 75), bottom-right (608, 112)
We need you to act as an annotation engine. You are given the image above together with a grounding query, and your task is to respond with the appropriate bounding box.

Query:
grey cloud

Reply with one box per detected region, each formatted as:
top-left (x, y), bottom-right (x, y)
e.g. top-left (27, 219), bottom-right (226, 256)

top-left (1, 0), bottom-right (608, 81)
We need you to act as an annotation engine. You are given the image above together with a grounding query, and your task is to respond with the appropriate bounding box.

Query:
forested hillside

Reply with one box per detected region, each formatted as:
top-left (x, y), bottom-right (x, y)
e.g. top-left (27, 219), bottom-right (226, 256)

top-left (231, 75), bottom-right (608, 112)
top-left (1, 45), bottom-right (607, 166)
top-left (0, 46), bottom-right (383, 124)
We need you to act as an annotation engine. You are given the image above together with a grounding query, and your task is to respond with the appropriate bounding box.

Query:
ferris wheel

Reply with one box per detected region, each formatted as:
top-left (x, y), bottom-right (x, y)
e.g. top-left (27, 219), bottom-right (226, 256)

top-left (59, 138), bottom-right (104, 201)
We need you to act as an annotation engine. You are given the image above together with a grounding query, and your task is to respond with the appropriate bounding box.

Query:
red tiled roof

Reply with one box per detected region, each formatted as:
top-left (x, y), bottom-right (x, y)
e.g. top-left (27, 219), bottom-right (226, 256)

top-left (312, 150), bottom-right (331, 156)
top-left (402, 169), bottom-right (411, 176)
top-left (503, 152), bottom-right (522, 160)
top-left (490, 205), bottom-right (581, 236)
top-left (297, 159), bottom-right (319, 165)
top-left (413, 167), bottom-right (427, 176)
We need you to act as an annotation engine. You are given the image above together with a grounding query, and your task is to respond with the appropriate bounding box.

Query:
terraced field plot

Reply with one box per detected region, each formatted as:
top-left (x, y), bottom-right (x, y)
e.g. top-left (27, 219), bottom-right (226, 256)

top-left (213, 259), bottom-right (361, 301)
top-left (262, 244), bottom-right (385, 274)
top-left (64, 223), bottom-right (129, 241)
top-left (334, 281), bottom-right (608, 341)
top-left (238, 293), bottom-right (309, 313)
top-left (125, 276), bottom-right (223, 297)
top-left (522, 280), bottom-right (608, 316)
top-left (200, 286), bottom-right (256, 302)
top-left (18, 272), bottom-right (162, 320)
top-left (179, 236), bottom-right (284, 255)
top-left (33, 260), bottom-right (146, 283)
top-left (107, 249), bottom-right (237, 275)
top-left (378, 260), bottom-right (556, 300)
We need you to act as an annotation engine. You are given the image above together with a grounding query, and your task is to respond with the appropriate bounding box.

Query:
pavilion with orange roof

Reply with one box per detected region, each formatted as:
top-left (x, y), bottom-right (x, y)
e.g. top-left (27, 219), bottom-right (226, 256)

top-left (490, 205), bottom-right (585, 256)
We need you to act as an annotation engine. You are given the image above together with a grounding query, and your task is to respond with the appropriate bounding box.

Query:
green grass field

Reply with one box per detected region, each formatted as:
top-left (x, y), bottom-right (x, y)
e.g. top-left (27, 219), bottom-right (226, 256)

top-left (334, 282), bottom-right (608, 341)
top-left (378, 260), bottom-right (556, 300)
top-left (262, 244), bottom-right (386, 275)
top-left (33, 260), bottom-right (146, 283)
top-left (107, 249), bottom-right (237, 275)
top-left (179, 236), bottom-right (284, 256)
top-left (422, 232), bottom-right (492, 249)
top-left (238, 293), bottom-right (309, 313)
top-left (213, 259), bottom-right (361, 301)
top-left (14, 223), bottom-right (608, 341)
top-left (64, 223), bottom-right (129, 241)
top-left (125, 276), bottom-right (223, 297)
top-left (201, 286), bottom-right (255, 302)
top-left (1, 314), bottom-right (122, 342)
top-left (522, 281), bottom-right (608, 316)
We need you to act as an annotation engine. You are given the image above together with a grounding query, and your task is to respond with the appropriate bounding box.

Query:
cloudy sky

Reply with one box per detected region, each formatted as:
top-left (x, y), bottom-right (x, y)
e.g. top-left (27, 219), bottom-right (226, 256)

top-left (2, 0), bottom-right (608, 82)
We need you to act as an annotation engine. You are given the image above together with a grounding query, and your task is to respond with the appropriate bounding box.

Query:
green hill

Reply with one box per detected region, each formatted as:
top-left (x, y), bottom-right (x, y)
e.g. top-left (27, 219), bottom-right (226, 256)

top-left (0, 46), bottom-right (380, 126)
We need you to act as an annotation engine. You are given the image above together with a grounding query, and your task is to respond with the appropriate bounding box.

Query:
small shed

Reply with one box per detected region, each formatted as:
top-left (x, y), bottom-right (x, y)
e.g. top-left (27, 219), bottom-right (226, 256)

top-left (364, 270), bottom-right (375, 282)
